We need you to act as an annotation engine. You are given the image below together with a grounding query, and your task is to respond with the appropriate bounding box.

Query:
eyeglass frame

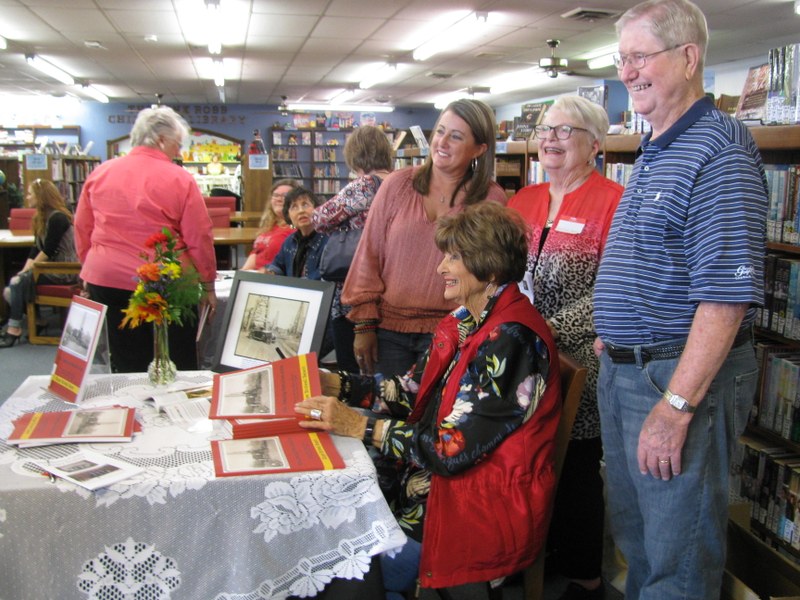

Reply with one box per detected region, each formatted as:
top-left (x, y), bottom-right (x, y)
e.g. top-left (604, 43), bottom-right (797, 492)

top-left (533, 124), bottom-right (591, 141)
top-left (613, 44), bottom-right (685, 70)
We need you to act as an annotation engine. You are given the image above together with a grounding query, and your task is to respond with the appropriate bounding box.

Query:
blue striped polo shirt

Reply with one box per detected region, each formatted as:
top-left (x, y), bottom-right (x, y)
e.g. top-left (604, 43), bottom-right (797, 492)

top-left (594, 96), bottom-right (768, 346)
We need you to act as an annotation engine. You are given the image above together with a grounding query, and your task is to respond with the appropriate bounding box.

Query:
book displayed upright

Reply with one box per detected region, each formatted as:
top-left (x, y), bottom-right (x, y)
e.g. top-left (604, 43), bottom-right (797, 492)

top-left (6, 407), bottom-right (137, 448)
top-left (211, 431), bottom-right (345, 477)
top-left (209, 353), bottom-right (321, 419)
top-left (48, 296), bottom-right (109, 403)
top-left (735, 63), bottom-right (770, 122)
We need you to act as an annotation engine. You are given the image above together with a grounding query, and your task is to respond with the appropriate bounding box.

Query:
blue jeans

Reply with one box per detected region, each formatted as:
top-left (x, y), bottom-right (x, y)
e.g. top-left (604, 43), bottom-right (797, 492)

top-left (382, 537), bottom-right (421, 599)
top-left (598, 341), bottom-right (757, 600)
top-left (376, 329), bottom-right (433, 378)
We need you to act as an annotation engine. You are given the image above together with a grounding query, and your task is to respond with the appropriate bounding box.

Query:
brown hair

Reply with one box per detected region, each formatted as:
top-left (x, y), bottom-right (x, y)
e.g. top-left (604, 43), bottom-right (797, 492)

top-left (344, 125), bottom-right (393, 174)
top-left (28, 179), bottom-right (73, 238)
top-left (413, 98), bottom-right (497, 206)
top-left (435, 202), bottom-right (529, 285)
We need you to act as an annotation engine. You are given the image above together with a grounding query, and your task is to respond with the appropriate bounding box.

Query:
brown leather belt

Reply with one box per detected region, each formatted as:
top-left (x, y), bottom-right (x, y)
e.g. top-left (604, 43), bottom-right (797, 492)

top-left (606, 327), bottom-right (752, 365)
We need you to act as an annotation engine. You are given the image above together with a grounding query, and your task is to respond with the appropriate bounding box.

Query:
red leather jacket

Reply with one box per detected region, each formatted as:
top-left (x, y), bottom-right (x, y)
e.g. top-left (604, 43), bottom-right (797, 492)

top-left (410, 283), bottom-right (561, 589)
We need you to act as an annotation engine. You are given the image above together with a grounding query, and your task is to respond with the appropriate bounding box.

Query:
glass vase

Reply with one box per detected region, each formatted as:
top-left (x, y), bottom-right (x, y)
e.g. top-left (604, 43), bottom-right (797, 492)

top-left (148, 322), bottom-right (176, 386)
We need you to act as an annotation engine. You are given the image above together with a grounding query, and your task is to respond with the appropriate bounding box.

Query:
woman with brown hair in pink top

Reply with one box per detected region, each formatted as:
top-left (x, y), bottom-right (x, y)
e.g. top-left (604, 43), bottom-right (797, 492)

top-left (342, 99), bottom-right (506, 377)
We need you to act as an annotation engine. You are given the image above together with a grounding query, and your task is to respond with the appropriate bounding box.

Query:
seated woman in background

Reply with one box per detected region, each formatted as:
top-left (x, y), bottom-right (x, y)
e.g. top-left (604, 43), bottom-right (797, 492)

top-left (241, 178), bottom-right (298, 272)
top-left (1, 179), bottom-right (78, 347)
top-left (265, 186), bottom-right (326, 278)
top-left (296, 202), bottom-right (561, 600)
top-left (312, 125), bottom-right (393, 373)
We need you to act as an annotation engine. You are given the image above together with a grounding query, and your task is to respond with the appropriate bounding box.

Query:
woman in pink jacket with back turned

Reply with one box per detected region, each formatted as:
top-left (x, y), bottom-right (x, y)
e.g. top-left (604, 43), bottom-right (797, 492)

top-left (75, 106), bottom-right (217, 373)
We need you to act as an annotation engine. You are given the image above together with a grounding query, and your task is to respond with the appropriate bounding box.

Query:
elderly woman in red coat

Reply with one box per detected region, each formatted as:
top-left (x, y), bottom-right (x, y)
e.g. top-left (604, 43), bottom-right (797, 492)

top-left (296, 202), bottom-right (561, 599)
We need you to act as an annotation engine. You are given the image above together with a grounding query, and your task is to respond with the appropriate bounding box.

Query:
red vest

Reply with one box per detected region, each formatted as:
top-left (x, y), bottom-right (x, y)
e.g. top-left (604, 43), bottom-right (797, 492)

top-left (410, 283), bottom-right (562, 589)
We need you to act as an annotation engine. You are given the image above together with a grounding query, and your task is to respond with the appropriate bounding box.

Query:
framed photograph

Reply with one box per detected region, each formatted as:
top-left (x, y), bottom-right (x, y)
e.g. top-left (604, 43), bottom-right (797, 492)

top-left (212, 272), bottom-right (335, 372)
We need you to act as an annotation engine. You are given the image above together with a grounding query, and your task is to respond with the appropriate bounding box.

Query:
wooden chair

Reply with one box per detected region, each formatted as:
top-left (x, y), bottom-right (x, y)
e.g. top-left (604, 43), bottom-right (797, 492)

top-left (523, 351), bottom-right (588, 600)
top-left (25, 261), bottom-right (82, 345)
top-left (8, 208), bottom-right (35, 234)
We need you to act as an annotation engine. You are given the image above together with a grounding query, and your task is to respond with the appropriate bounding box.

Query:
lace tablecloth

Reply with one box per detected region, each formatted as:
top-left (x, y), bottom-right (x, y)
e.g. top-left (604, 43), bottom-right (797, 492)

top-left (0, 372), bottom-right (406, 600)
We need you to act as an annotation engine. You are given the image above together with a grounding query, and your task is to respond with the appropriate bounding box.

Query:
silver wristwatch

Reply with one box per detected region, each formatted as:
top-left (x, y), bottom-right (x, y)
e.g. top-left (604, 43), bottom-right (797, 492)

top-left (664, 389), bottom-right (695, 413)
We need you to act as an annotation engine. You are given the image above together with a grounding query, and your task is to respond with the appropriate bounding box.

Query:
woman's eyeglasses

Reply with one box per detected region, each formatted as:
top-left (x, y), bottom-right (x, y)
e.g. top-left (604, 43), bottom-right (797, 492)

top-left (534, 125), bottom-right (590, 140)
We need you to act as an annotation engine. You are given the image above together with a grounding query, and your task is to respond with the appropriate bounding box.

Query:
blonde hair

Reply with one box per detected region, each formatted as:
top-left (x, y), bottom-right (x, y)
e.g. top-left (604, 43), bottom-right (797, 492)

top-left (260, 178), bottom-right (299, 230)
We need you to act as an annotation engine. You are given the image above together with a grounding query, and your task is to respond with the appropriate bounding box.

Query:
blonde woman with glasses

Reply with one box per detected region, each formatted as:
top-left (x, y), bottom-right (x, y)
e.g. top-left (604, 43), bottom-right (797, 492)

top-left (241, 178), bottom-right (299, 272)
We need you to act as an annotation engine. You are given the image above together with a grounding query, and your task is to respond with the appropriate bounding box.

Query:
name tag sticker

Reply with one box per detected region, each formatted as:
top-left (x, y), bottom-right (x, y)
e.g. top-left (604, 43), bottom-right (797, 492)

top-left (554, 217), bottom-right (586, 234)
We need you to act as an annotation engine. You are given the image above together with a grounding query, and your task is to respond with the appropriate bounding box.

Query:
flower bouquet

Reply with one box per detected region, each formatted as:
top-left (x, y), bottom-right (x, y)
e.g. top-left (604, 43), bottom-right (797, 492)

top-left (121, 228), bottom-right (203, 384)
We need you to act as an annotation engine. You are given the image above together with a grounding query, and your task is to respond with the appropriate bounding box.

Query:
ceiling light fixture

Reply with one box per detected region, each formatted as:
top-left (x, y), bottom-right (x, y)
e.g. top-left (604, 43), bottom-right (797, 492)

top-left (488, 67), bottom-right (552, 95)
top-left (81, 84), bottom-right (109, 103)
top-left (795, 0), bottom-right (800, 15)
top-left (581, 43), bottom-right (619, 70)
top-left (287, 102), bottom-right (395, 113)
top-left (205, 0), bottom-right (222, 54)
top-left (212, 58), bottom-right (225, 87)
top-left (413, 11), bottom-right (489, 62)
top-left (0, 35), bottom-right (7, 50)
top-left (328, 87), bottom-right (357, 104)
top-left (359, 63), bottom-right (398, 90)
top-left (26, 55), bottom-right (75, 85)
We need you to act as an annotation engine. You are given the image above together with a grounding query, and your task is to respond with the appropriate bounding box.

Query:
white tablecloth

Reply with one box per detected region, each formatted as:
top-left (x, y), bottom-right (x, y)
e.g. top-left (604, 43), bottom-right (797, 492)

top-left (0, 372), bottom-right (405, 599)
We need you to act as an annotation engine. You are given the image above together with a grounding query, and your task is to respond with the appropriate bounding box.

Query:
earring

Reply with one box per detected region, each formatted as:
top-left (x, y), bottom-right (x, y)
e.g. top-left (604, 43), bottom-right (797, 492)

top-left (471, 157), bottom-right (478, 171)
top-left (485, 282), bottom-right (496, 298)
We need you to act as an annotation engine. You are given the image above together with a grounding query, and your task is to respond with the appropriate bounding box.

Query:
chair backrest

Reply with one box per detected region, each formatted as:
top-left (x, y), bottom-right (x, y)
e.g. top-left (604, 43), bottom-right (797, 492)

top-left (9, 208), bottom-right (35, 234)
top-left (207, 206), bottom-right (232, 228)
top-left (554, 351), bottom-right (588, 479)
top-left (203, 196), bottom-right (236, 213)
top-left (523, 351), bottom-right (587, 600)
top-left (26, 261), bottom-right (83, 345)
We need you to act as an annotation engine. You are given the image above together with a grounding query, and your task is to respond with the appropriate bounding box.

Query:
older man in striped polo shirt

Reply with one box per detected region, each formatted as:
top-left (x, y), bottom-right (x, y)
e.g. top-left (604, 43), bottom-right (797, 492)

top-left (592, 1), bottom-right (768, 599)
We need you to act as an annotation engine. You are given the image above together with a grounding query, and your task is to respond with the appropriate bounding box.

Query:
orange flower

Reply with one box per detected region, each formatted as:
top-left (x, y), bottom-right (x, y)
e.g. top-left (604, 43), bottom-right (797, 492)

top-left (137, 262), bottom-right (161, 282)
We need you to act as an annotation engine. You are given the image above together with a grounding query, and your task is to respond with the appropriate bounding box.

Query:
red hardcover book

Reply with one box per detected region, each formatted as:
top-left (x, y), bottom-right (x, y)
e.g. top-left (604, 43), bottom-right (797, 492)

top-left (48, 296), bottom-right (108, 403)
top-left (6, 407), bottom-right (137, 447)
top-left (211, 431), bottom-right (345, 476)
top-left (209, 353), bottom-right (321, 419)
top-left (222, 416), bottom-right (305, 439)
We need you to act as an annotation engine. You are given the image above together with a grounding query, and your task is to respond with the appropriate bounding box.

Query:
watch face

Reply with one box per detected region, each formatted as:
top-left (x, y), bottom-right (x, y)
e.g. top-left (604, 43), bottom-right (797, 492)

top-left (668, 394), bottom-right (693, 412)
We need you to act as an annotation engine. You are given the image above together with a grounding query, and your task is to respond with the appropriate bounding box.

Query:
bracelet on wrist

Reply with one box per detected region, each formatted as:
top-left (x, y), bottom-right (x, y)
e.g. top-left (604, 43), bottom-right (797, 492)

top-left (363, 417), bottom-right (377, 446)
top-left (337, 370), bottom-right (351, 401)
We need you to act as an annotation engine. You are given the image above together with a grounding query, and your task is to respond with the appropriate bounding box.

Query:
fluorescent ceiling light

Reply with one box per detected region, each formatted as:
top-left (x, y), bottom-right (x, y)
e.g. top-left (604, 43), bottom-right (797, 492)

top-left (413, 11), bottom-right (489, 62)
top-left (212, 58), bottom-right (225, 87)
top-left (359, 63), bottom-right (398, 90)
top-left (287, 102), bottom-right (395, 113)
top-left (329, 88), bottom-right (356, 103)
top-left (488, 67), bottom-right (551, 95)
top-left (796, 0), bottom-right (800, 15)
top-left (578, 44), bottom-right (619, 60)
top-left (81, 85), bottom-right (109, 103)
top-left (26, 55), bottom-right (75, 85)
top-left (587, 54), bottom-right (616, 70)
top-left (0, 35), bottom-right (7, 50)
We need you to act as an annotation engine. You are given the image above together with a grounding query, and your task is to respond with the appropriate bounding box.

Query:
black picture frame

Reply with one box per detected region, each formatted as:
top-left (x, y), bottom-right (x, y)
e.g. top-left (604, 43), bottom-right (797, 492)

top-left (212, 272), bottom-right (334, 372)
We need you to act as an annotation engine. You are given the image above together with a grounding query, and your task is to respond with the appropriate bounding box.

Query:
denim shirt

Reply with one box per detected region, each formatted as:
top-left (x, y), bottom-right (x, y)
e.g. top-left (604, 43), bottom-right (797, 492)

top-left (266, 230), bottom-right (328, 279)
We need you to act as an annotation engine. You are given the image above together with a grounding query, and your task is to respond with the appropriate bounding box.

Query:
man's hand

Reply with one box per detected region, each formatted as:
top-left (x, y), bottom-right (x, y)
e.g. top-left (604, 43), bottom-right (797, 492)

top-left (637, 399), bottom-right (692, 481)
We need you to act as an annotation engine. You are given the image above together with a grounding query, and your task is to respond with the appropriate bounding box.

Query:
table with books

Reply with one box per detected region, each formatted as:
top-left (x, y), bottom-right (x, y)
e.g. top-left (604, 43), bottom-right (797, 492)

top-left (0, 370), bottom-right (406, 600)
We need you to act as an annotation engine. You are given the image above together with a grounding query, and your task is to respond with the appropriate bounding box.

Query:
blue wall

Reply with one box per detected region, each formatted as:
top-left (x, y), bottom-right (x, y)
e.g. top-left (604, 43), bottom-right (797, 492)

top-left (80, 103), bottom-right (441, 161)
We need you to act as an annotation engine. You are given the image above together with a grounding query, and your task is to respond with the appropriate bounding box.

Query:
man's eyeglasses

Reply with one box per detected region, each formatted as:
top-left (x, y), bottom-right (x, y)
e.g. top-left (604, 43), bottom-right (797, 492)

top-left (534, 124), bottom-right (590, 141)
top-left (613, 44), bottom-right (684, 70)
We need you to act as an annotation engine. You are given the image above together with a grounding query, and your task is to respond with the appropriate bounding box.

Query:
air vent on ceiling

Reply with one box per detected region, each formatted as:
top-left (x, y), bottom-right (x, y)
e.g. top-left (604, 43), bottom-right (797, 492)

top-left (426, 72), bottom-right (454, 80)
top-left (560, 7), bottom-right (620, 22)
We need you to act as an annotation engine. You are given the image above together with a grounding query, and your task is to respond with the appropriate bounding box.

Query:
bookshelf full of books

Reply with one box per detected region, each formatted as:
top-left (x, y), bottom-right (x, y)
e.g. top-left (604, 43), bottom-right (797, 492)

top-left (732, 124), bottom-right (800, 592)
top-left (269, 128), bottom-right (352, 197)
